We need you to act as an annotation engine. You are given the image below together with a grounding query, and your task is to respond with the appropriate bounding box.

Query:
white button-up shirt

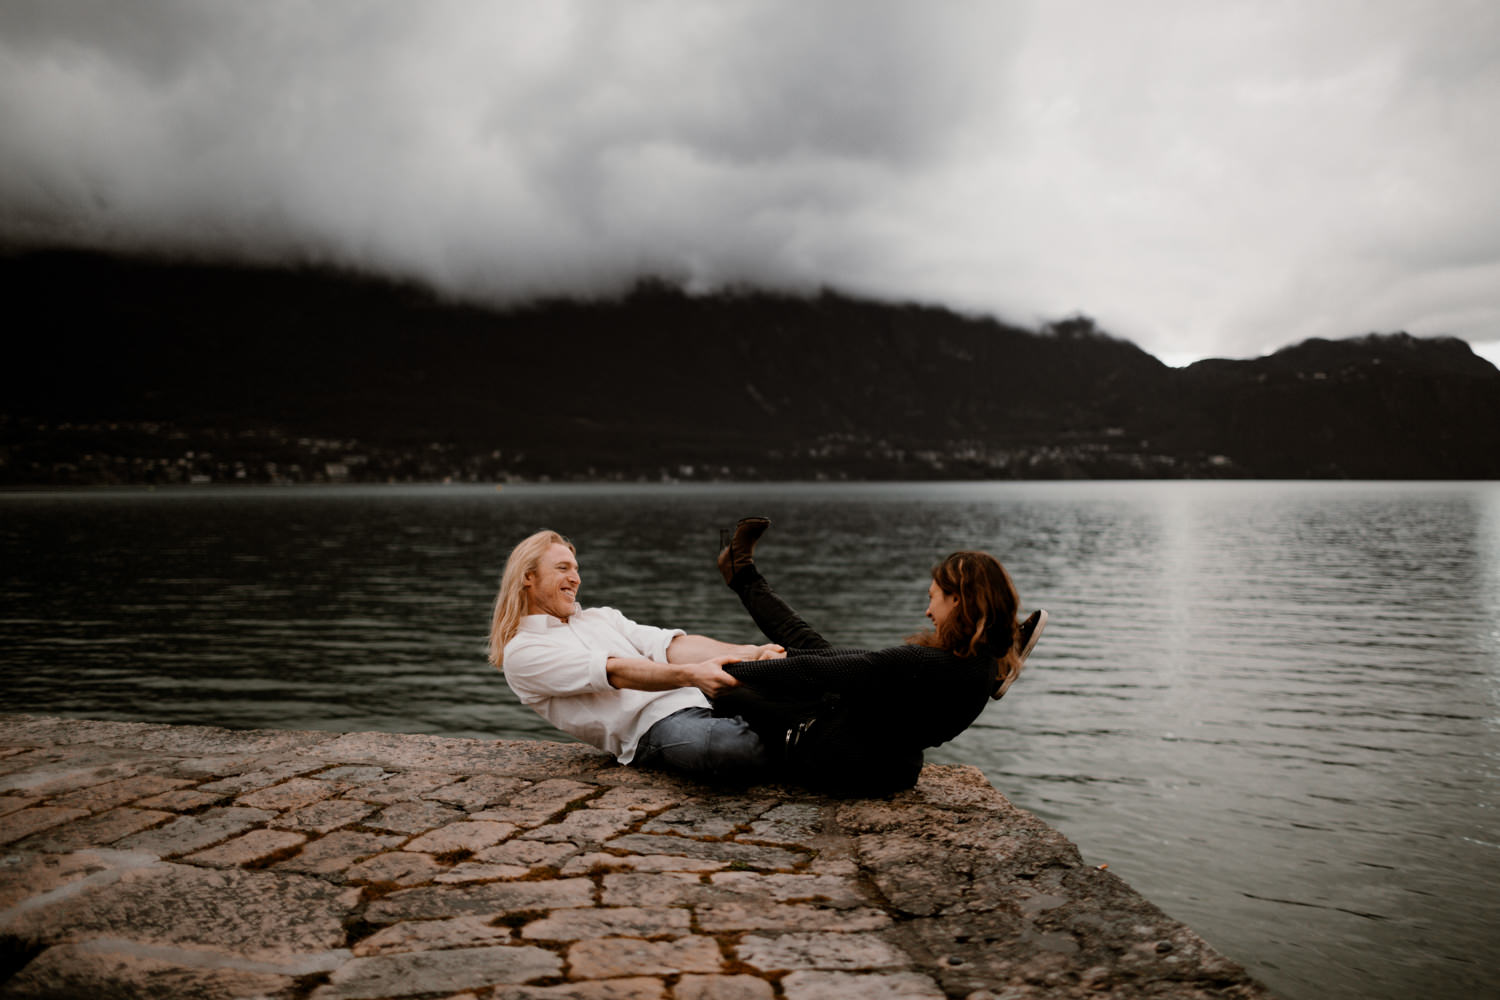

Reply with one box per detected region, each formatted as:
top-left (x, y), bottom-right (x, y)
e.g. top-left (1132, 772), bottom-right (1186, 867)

top-left (502, 606), bottom-right (706, 763)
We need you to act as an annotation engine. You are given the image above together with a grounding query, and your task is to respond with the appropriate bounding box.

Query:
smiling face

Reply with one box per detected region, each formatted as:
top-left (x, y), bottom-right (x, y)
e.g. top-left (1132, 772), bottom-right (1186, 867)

top-left (524, 542), bottom-right (581, 620)
top-left (925, 579), bottom-right (959, 631)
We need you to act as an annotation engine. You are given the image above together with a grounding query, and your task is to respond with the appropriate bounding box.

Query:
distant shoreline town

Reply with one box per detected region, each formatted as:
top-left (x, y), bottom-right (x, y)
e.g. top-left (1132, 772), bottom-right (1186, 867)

top-left (1, 416), bottom-right (1237, 488)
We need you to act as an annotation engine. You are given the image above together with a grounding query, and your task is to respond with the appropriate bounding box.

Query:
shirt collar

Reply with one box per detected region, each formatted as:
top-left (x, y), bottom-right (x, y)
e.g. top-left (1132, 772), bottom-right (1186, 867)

top-left (519, 610), bottom-right (578, 630)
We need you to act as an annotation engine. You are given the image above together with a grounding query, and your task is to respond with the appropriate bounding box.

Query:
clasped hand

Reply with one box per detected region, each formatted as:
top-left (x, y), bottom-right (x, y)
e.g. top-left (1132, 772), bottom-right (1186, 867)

top-left (686, 643), bottom-right (785, 698)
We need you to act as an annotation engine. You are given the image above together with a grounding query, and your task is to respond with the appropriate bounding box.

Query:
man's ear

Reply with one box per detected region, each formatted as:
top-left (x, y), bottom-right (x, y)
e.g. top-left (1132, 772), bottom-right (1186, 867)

top-left (521, 571), bottom-right (533, 589)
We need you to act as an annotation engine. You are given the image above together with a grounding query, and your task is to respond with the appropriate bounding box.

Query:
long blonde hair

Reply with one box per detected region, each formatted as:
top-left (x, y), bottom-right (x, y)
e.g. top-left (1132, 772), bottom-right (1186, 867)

top-left (488, 530), bottom-right (574, 667)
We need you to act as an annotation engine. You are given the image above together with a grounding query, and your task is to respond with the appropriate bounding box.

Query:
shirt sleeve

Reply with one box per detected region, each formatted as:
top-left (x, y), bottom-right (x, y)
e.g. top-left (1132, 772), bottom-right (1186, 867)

top-left (601, 606), bottom-right (685, 662)
top-left (501, 632), bottom-right (616, 703)
top-left (501, 608), bottom-right (685, 705)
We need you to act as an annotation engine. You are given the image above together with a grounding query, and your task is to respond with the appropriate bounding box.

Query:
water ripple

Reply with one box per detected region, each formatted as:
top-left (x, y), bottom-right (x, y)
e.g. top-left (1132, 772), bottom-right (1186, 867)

top-left (4, 481), bottom-right (1498, 1000)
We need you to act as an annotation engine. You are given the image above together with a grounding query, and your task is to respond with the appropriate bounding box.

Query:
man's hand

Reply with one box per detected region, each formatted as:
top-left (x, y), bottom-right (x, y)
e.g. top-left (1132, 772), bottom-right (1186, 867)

top-left (606, 654), bottom-right (744, 696)
top-left (742, 643), bottom-right (786, 660)
top-left (680, 656), bottom-right (742, 698)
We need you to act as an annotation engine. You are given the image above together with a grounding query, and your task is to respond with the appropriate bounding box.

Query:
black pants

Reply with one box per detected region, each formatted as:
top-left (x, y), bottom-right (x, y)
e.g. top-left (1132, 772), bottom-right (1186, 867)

top-left (722, 566), bottom-right (924, 795)
top-left (717, 564), bottom-right (832, 754)
top-left (729, 565), bottom-right (832, 652)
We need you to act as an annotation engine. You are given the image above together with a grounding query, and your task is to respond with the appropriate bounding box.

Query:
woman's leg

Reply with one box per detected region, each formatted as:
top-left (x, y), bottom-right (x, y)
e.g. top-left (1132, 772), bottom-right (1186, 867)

top-left (731, 566), bottom-right (833, 651)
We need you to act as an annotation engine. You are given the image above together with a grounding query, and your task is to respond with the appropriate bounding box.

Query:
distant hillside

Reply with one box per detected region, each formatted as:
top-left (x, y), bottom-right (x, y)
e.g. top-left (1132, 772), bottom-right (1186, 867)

top-left (1166, 333), bottom-right (1499, 478)
top-left (3, 249), bottom-right (1498, 483)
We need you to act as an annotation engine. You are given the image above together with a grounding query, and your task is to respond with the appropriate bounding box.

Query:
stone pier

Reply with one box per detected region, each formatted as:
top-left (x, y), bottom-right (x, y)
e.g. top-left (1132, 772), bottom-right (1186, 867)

top-left (0, 715), bottom-right (1271, 999)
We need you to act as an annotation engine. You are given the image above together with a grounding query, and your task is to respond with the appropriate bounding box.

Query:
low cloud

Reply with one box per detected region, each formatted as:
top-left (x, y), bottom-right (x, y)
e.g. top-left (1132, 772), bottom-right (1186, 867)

top-left (2, 0), bottom-right (1497, 365)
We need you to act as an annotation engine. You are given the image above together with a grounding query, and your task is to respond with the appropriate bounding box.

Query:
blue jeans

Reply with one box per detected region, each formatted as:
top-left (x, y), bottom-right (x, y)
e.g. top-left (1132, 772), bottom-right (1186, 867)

top-left (634, 707), bottom-right (768, 783)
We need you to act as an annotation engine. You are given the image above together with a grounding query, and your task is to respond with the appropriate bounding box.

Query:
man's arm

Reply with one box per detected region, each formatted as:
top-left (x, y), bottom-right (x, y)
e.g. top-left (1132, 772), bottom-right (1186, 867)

top-left (667, 634), bottom-right (785, 663)
top-left (605, 655), bottom-right (742, 698)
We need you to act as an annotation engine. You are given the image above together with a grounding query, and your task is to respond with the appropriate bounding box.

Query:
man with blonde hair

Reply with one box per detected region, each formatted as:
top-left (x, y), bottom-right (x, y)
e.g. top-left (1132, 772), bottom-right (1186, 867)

top-left (489, 529), bottom-right (782, 782)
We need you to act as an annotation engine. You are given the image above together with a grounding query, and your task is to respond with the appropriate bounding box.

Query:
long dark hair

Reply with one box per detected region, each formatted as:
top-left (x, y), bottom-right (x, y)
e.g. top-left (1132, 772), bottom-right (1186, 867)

top-left (909, 550), bottom-right (1021, 691)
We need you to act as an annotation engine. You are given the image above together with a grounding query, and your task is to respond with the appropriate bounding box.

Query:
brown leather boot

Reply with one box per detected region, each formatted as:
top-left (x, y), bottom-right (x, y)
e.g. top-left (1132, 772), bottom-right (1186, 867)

top-left (717, 516), bottom-right (771, 586)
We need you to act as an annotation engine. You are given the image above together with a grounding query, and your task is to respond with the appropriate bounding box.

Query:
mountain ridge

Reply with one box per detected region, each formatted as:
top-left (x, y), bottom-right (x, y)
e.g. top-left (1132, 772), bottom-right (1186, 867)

top-left (4, 248), bottom-right (1497, 482)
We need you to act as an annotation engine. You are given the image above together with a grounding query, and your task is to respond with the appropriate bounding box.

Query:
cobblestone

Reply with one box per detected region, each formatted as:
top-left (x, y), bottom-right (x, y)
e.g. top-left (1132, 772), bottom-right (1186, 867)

top-left (184, 827), bottom-right (307, 868)
top-left (366, 798), bottom-right (466, 834)
top-left (566, 935), bottom-right (723, 978)
top-left (559, 851), bottom-right (727, 875)
top-left (424, 773), bottom-right (530, 810)
top-left (112, 805), bottom-right (275, 857)
top-left (236, 775), bottom-right (346, 811)
top-left (346, 769), bottom-right (461, 804)
top-left (0, 805), bottom-right (92, 845)
top-left (344, 849), bottom-right (447, 886)
top-left (0, 714), bottom-right (1276, 999)
top-left (271, 796), bottom-right (378, 834)
top-left (273, 829), bottom-right (405, 877)
top-left (133, 787), bottom-right (226, 812)
top-left (735, 930), bottom-right (911, 972)
top-left (49, 773), bottom-right (189, 812)
top-left (598, 872), bottom-right (705, 907)
top-left (602, 833), bottom-right (802, 869)
top-left (404, 819), bottom-right (518, 854)
top-left (474, 838), bottom-right (574, 869)
top-left (780, 970), bottom-right (946, 999)
top-left (195, 759), bottom-right (322, 795)
top-left (434, 860), bottom-right (531, 882)
top-left (353, 914), bottom-right (516, 956)
top-left (0, 794), bottom-right (41, 816)
top-left (520, 905), bottom-right (693, 940)
top-left (675, 975), bottom-right (775, 1000)
top-left (695, 900), bottom-right (891, 933)
top-left (520, 805), bottom-right (641, 843)
top-left (363, 877), bottom-right (595, 923)
top-left (312, 944), bottom-right (562, 999)
top-left (18, 806), bottom-right (174, 852)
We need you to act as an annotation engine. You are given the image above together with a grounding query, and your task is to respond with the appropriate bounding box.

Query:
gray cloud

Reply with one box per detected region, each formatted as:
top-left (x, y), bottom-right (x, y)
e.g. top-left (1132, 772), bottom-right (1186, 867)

top-left (1, 0), bottom-right (1496, 367)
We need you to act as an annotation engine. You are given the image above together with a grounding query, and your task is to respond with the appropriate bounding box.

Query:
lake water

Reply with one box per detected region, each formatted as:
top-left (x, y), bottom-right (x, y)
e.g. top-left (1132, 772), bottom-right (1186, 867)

top-left (2, 481), bottom-right (1497, 1000)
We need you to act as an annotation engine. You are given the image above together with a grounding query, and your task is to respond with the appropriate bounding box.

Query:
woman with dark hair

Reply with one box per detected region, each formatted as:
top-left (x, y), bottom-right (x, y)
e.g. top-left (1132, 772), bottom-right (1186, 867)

top-left (713, 517), bottom-right (1045, 796)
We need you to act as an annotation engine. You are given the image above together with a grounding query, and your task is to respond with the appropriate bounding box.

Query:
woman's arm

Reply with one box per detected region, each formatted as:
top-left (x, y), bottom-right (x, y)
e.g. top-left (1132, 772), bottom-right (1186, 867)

top-left (726, 644), bottom-right (937, 694)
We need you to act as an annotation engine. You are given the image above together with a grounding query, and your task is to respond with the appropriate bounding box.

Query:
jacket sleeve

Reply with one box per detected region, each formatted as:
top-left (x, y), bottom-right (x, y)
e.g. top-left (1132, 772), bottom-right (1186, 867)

top-left (726, 645), bottom-right (931, 694)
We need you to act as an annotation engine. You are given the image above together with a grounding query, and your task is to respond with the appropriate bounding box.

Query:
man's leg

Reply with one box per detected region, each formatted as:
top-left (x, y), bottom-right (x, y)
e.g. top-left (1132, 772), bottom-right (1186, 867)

top-left (634, 707), bottom-right (769, 783)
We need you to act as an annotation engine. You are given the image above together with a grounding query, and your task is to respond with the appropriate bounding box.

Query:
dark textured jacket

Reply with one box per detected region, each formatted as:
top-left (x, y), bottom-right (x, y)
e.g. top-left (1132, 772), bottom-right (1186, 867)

top-left (718, 643), bottom-right (996, 796)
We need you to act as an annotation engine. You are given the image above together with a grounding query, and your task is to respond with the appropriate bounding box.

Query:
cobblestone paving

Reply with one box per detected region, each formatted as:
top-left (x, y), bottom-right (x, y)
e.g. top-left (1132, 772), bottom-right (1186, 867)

top-left (0, 715), bottom-right (1272, 999)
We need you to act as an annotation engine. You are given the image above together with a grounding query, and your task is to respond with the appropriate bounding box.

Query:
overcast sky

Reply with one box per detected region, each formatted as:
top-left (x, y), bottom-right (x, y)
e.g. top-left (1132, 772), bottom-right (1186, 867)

top-left (3, 0), bottom-right (1498, 367)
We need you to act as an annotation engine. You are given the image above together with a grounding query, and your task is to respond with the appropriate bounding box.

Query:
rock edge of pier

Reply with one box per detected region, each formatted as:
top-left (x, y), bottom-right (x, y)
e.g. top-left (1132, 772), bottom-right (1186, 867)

top-left (0, 714), bottom-right (1272, 999)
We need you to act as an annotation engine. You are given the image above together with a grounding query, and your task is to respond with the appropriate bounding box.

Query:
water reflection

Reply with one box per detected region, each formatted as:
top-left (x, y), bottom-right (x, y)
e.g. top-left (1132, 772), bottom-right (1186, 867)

top-left (3, 481), bottom-right (1498, 1000)
top-left (932, 483), bottom-right (1498, 1000)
